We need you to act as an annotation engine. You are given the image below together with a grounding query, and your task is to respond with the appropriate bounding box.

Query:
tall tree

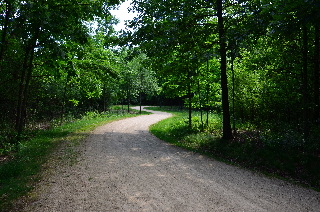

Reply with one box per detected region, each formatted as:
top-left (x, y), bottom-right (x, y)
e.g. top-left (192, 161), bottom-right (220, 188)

top-left (129, 0), bottom-right (219, 127)
top-left (216, 0), bottom-right (233, 139)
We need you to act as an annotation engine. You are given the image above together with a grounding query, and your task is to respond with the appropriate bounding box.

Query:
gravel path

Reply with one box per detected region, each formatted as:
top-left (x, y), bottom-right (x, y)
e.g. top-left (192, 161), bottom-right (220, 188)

top-left (25, 106), bottom-right (320, 212)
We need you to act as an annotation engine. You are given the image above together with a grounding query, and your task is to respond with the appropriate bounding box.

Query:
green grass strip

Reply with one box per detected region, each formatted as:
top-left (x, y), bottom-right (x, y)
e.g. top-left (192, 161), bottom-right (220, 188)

top-left (149, 106), bottom-right (320, 191)
top-left (0, 109), bottom-right (149, 211)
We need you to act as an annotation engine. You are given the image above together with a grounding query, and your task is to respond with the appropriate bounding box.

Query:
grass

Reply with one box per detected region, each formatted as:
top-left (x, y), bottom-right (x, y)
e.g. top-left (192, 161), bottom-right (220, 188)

top-left (0, 107), bottom-right (150, 211)
top-left (148, 106), bottom-right (320, 191)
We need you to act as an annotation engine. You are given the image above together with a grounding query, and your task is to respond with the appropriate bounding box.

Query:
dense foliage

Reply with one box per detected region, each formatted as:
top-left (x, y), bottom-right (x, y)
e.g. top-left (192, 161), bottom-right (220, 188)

top-left (0, 0), bottom-right (158, 149)
top-left (125, 0), bottom-right (320, 148)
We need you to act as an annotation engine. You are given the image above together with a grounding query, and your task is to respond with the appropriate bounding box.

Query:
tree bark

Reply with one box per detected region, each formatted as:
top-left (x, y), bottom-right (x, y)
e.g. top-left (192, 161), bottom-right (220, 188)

top-left (217, 0), bottom-right (233, 140)
top-left (302, 25), bottom-right (310, 137)
top-left (15, 26), bottom-right (40, 136)
top-left (103, 84), bottom-right (106, 111)
top-left (206, 59), bottom-right (210, 127)
top-left (231, 53), bottom-right (236, 134)
top-left (188, 68), bottom-right (192, 128)
top-left (0, 0), bottom-right (12, 67)
top-left (139, 72), bottom-right (143, 114)
top-left (127, 89), bottom-right (130, 113)
top-left (314, 24), bottom-right (320, 123)
top-left (198, 77), bottom-right (203, 130)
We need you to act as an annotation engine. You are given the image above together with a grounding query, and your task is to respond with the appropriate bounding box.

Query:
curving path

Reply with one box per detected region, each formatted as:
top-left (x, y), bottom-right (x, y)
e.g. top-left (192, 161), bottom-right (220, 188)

top-left (25, 106), bottom-right (320, 211)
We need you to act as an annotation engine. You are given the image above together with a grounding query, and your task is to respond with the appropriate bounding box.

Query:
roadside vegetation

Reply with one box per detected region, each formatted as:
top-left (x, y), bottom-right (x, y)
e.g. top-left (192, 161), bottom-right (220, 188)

top-left (149, 106), bottom-right (320, 191)
top-left (0, 107), bottom-right (149, 211)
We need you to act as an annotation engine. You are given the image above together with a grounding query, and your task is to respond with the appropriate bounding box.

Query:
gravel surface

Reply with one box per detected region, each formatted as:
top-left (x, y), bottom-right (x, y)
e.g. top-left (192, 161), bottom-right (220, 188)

top-left (24, 106), bottom-right (320, 212)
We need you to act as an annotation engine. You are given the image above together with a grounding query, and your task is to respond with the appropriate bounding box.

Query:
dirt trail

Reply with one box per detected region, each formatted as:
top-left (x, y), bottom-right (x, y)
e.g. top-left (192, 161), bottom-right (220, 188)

top-left (24, 106), bottom-right (320, 212)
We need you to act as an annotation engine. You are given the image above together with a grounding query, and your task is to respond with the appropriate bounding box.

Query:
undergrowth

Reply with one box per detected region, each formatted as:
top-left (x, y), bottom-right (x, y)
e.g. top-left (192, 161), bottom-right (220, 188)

top-left (0, 107), bottom-right (149, 211)
top-left (149, 106), bottom-right (320, 191)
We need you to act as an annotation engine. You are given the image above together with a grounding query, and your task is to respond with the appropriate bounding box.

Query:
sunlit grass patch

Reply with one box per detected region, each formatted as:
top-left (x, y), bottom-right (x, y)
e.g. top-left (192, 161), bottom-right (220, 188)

top-left (149, 107), bottom-right (222, 149)
top-left (183, 132), bottom-right (217, 149)
top-left (0, 109), bottom-right (147, 211)
top-left (149, 106), bottom-right (320, 191)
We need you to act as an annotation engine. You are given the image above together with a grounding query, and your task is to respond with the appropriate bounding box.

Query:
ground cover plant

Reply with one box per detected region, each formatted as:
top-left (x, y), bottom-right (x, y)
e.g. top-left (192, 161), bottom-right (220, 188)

top-left (0, 107), bottom-right (149, 211)
top-left (149, 106), bottom-right (320, 191)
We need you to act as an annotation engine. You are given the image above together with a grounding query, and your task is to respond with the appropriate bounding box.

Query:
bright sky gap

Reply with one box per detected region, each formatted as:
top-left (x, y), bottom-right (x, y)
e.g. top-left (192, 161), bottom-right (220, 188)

top-left (110, 0), bottom-right (136, 32)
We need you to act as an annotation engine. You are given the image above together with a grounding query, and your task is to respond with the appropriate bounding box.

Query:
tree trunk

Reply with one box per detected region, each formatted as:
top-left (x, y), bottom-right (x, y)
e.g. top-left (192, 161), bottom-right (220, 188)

top-left (0, 1), bottom-right (12, 67)
top-left (139, 91), bottom-right (142, 114)
top-left (60, 78), bottom-right (68, 125)
top-left (314, 24), bottom-right (320, 123)
top-left (198, 79), bottom-right (203, 130)
top-left (206, 59), bottom-right (210, 127)
top-left (188, 68), bottom-right (192, 128)
top-left (302, 25), bottom-right (310, 137)
top-left (231, 53), bottom-right (236, 134)
top-left (196, 67), bottom-right (204, 130)
top-left (217, 0), bottom-right (233, 140)
top-left (16, 27), bottom-right (40, 136)
top-left (103, 84), bottom-right (106, 111)
top-left (127, 89), bottom-right (130, 113)
top-left (16, 55), bottom-right (29, 135)
top-left (139, 73), bottom-right (143, 114)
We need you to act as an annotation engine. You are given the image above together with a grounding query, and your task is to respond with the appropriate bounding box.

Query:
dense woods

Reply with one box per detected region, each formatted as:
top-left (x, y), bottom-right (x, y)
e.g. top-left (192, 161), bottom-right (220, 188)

top-left (125, 0), bottom-right (320, 144)
top-left (0, 0), bottom-right (159, 144)
top-left (1, 0), bottom-right (320, 170)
